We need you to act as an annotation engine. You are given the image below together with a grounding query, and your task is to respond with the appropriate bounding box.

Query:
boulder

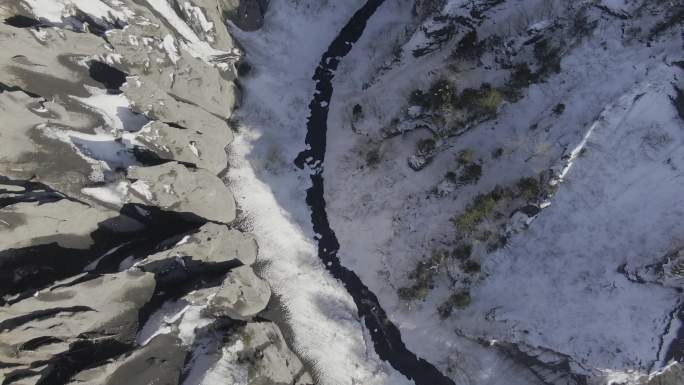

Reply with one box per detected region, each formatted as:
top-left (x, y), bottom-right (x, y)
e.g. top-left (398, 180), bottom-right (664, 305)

top-left (126, 162), bottom-right (236, 223)
top-left (138, 223), bottom-right (258, 282)
top-left (0, 199), bottom-right (132, 250)
top-left (0, 23), bottom-right (107, 99)
top-left (0, 270), bottom-right (156, 380)
top-left (202, 321), bottom-right (312, 385)
top-left (135, 120), bottom-right (230, 174)
top-left (67, 334), bottom-right (187, 385)
top-left (0, 91), bottom-right (103, 197)
top-left (207, 265), bottom-right (271, 320)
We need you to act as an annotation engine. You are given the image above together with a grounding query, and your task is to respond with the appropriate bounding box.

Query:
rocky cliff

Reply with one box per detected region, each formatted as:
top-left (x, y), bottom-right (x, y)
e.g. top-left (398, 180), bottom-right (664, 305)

top-left (0, 1), bottom-right (312, 384)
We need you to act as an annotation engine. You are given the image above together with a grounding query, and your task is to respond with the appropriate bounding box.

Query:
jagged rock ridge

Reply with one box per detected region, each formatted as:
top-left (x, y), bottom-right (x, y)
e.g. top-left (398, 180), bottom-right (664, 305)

top-left (0, 1), bottom-right (312, 384)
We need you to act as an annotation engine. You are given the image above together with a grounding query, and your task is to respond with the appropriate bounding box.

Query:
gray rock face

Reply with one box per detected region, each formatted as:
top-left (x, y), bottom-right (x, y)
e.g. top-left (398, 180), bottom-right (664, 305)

top-left (207, 265), bottom-right (271, 320)
top-left (123, 77), bottom-right (235, 136)
top-left (135, 120), bottom-right (230, 174)
top-left (0, 270), bottom-right (156, 382)
top-left (200, 321), bottom-right (312, 385)
top-left (127, 162), bottom-right (236, 223)
top-left (0, 1), bottom-right (312, 384)
top-left (0, 90), bottom-right (102, 197)
top-left (220, 0), bottom-right (269, 31)
top-left (238, 322), bottom-right (309, 385)
top-left (67, 334), bottom-right (187, 385)
top-left (0, 200), bottom-right (120, 250)
top-left (138, 223), bottom-right (258, 279)
top-left (0, 23), bottom-right (107, 99)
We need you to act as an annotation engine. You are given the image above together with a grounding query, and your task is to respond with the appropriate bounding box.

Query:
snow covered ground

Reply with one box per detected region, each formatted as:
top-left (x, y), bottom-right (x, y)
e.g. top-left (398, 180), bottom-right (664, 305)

top-left (321, 0), bottom-right (684, 383)
top-left (226, 1), bottom-right (414, 384)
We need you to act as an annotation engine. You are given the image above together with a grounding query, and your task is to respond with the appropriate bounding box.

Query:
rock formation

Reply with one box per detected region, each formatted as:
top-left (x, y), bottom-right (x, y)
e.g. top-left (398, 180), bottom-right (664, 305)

top-left (0, 1), bottom-right (310, 384)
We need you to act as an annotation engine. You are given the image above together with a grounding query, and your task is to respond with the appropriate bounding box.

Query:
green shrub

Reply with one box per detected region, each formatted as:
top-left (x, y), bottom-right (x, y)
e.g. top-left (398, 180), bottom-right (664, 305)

top-left (517, 177), bottom-right (541, 200)
top-left (453, 193), bottom-right (497, 234)
top-left (438, 291), bottom-right (472, 319)
top-left (452, 243), bottom-right (472, 260)
top-left (459, 85), bottom-right (503, 120)
top-left (352, 104), bottom-right (363, 120)
top-left (457, 148), bottom-right (475, 165)
top-left (502, 64), bottom-right (536, 100)
top-left (366, 147), bottom-right (381, 166)
top-left (459, 163), bottom-right (482, 185)
top-left (398, 251), bottom-right (447, 302)
top-left (533, 39), bottom-right (562, 76)
top-left (462, 260), bottom-right (481, 274)
top-left (409, 89), bottom-right (431, 109)
top-left (417, 138), bottom-right (437, 154)
top-left (409, 79), bottom-right (458, 112)
top-left (451, 291), bottom-right (471, 308)
top-left (452, 30), bottom-right (480, 60)
top-left (479, 88), bottom-right (503, 114)
top-left (552, 103), bottom-right (565, 115)
top-left (490, 184), bottom-right (513, 201)
top-left (398, 284), bottom-right (429, 302)
top-left (429, 79), bottom-right (458, 112)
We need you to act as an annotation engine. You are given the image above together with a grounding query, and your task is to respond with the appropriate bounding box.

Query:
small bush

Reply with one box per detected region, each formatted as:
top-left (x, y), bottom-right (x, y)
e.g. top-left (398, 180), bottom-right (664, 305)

top-left (398, 284), bottom-right (429, 302)
top-left (478, 88), bottom-right (503, 114)
top-left (452, 243), bottom-right (472, 260)
top-left (492, 147), bottom-right (504, 159)
top-left (451, 291), bottom-right (471, 308)
top-left (352, 104), bottom-right (363, 120)
top-left (409, 89), bottom-right (431, 109)
top-left (438, 291), bottom-right (471, 319)
top-left (462, 260), bottom-right (481, 274)
top-left (398, 251), bottom-right (447, 302)
top-left (459, 163), bottom-right (482, 185)
top-left (533, 39), bottom-right (562, 76)
top-left (552, 103), bottom-right (565, 115)
top-left (452, 30), bottom-right (483, 61)
top-left (502, 64), bottom-right (536, 100)
top-left (457, 148), bottom-right (475, 165)
top-left (490, 184), bottom-right (513, 201)
top-left (453, 193), bottom-right (497, 234)
top-left (366, 148), bottom-right (381, 166)
top-left (417, 138), bottom-right (437, 154)
top-left (409, 79), bottom-right (458, 112)
top-left (459, 85), bottom-right (503, 120)
top-left (517, 177), bottom-right (541, 200)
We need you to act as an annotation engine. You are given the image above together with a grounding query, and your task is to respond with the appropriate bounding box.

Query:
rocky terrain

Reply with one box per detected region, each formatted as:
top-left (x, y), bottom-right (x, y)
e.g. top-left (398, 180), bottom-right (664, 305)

top-left (1, 0), bottom-right (684, 385)
top-left (0, 1), bottom-right (311, 384)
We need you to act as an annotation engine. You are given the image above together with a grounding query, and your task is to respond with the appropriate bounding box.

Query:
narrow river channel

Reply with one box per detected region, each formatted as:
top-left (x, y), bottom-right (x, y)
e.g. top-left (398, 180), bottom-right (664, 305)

top-left (294, 1), bottom-right (455, 384)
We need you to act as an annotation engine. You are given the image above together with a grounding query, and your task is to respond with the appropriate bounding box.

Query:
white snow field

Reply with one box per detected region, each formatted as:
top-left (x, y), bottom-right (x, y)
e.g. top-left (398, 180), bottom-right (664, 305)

top-left (226, 1), bottom-right (415, 384)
